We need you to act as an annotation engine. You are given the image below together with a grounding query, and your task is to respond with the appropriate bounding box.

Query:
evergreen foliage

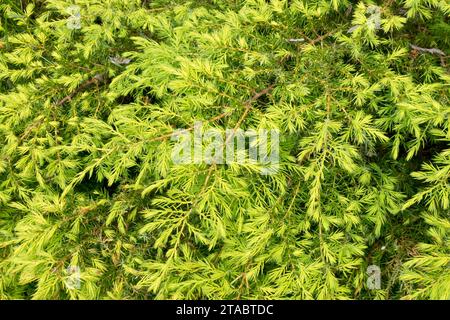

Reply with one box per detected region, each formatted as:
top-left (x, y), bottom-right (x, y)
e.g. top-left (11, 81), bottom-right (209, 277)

top-left (0, 0), bottom-right (448, 299)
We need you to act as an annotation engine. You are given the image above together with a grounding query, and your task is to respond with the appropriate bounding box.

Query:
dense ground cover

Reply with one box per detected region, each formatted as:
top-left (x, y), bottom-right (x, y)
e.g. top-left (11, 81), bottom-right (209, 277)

top-left (0, 0), bottom-right (449, 299)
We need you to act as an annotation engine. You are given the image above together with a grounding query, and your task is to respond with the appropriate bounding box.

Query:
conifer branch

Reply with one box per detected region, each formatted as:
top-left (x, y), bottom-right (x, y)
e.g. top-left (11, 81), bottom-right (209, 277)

top-left (54, 73), bottom-right (108, 107)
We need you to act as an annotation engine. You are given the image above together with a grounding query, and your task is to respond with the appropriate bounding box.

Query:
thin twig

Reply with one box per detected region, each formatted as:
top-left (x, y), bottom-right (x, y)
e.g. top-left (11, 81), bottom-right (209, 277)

top-left (54, 73), bottom-right (108, 107)
top-left (410, 44), bottom-right (445, 57)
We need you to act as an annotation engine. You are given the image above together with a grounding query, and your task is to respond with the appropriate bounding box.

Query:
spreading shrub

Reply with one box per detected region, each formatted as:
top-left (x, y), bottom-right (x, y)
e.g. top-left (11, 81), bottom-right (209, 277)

top-left (0, 0), bottom-right (449, 299)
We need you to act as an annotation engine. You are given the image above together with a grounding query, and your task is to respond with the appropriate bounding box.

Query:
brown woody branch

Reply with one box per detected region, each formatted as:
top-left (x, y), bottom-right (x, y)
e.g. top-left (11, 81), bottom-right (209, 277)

top-left (54, 73), bottom-right (108, 107)
top-left (148, 83), bottom-right (276, 144)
